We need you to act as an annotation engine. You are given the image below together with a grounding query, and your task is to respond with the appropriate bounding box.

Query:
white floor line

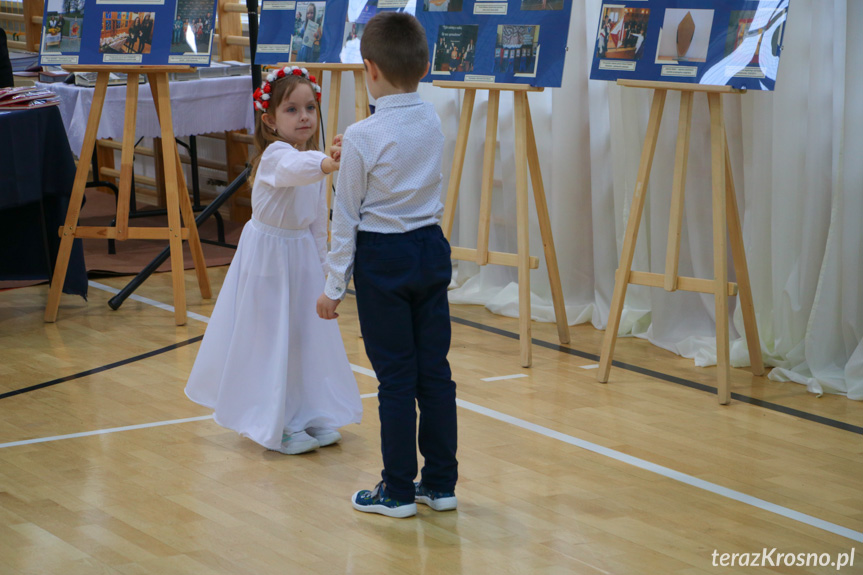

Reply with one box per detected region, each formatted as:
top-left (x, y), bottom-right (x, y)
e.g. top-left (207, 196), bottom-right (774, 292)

top-left (0, 416), bottom-right (213, 449)
top-left (351, 365), bottom-right (377, 379)
top-left (481, 374), bottom-right (528, 382)
top-left (81, 281), bottom-right (863, 543)
top-left (579, 364), bottom-right (600, 370)
top-left (89, 281), bottom-right (211, 324)
top-left (455, 397), bottom-right (863, 543)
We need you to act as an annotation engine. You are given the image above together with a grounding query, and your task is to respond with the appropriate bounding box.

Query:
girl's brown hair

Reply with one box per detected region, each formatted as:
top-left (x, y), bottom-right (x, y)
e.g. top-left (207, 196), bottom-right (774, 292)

top-left (250, 74), bottom-right (321, 182)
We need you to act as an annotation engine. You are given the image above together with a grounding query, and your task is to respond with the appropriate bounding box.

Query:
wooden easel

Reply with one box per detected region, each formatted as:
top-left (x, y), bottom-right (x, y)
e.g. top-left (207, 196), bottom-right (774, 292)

top-left (44, 65), bottom-right (212, 326)
top-left (597, 79), bottom-right (765, 404)
top-left (275, 62), bottom-right (370, 209)
top-left (434, 81), bottom-right (570, 367)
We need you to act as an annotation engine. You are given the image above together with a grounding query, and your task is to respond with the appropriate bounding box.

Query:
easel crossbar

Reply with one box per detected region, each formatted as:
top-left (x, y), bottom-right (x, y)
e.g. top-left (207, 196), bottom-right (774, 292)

top-left (628, 271), bottom-right (737, 296)
top-left (451, 247), bottom-right (539, 269)
top-left (63, 226), bottom-right (192, 241)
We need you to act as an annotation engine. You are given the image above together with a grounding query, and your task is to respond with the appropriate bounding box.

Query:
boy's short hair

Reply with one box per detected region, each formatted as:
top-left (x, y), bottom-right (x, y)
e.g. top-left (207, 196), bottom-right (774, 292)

top-left (360, 12), bottom-right (428, 91)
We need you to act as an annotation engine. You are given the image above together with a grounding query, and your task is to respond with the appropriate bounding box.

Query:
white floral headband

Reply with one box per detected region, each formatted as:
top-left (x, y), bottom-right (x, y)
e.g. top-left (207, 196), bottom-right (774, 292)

top-left (253, 66), bottom-right (322, 112)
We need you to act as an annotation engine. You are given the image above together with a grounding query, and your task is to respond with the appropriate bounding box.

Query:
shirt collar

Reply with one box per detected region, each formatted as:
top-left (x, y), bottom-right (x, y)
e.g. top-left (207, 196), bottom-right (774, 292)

top-left (374, 92), bottom-right (423, 110)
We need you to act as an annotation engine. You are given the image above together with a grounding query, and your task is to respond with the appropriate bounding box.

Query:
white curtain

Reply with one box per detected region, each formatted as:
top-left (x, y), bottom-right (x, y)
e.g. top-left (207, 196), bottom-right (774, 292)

top-left (333, 0), bottom-right (862, 400)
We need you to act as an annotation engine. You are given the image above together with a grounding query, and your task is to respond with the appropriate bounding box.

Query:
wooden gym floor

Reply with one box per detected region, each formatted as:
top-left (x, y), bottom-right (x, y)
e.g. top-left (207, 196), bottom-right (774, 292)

top-left (1, 267), bottom-right (861, 574)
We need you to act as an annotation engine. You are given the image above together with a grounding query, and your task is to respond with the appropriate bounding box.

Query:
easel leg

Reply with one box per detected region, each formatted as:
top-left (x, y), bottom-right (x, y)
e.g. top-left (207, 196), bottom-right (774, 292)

top-left (724, 136), bottom-right (764, 375)
top-left (45, 72), bottom-right (111, 322)
top-left (708, 93), bottom-right (731, 404)
top-left (664, 91), bottom-right (693, 291)
top-left (325, 71), bottom-right (342, 215)
top-left (525, 98), bottom-right (570, 344)
top-left (150, 75), bottom-right (212, 301)
top-left (513, 92), bottom-right (532, 367)
top-left (440, 89), bottom-right (476, 239)
top-left (115, 73), bottom-right (140, 241)
top-left (151, 73), bottom-right (188, 326)
top-left (476, 89), bottom-right (499, 265)
top-left (597, 89), bottom-right (668, 382)
top-left (353, 69), bottom-right (369, 120)
top-left (173, 151), bottom-right (212, 299)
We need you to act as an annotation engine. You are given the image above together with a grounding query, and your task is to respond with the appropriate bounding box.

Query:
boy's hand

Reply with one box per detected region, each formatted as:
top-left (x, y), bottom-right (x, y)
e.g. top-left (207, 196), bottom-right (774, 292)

top-left (316, 293), bottom-right (340, 319)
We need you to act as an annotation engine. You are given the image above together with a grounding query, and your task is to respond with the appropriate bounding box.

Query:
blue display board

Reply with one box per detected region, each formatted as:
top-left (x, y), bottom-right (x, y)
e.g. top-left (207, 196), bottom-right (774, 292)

top-left (416, 0), bottom-right (574, 87)
top-left (256, 0), bottom-right (351, 66)
top-left (589, 0), bottom-right (789, 90)
top-left (39, 0), bottom-right (219, 67)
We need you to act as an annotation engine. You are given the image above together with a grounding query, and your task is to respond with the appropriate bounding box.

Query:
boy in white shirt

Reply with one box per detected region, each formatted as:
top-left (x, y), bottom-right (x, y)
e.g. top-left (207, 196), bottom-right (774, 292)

top-left (317, 12), bottom-right (458, 518)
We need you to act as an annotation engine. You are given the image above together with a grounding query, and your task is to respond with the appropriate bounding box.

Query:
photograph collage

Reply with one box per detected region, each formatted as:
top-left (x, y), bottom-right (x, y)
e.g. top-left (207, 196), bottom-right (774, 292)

top-left (422, 0), bottom-right (566, 81)
top-left (254, 0), bottom-right (572, 84)
top-left (40, 0), bottom-right (219, 65)
top-left (593, 0), bottom-right (788, 80)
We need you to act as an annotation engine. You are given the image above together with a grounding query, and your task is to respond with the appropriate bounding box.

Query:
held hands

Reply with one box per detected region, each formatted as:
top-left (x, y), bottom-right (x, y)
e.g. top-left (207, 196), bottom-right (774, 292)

top-left (321, 134), bottom-right (343, 175)
top-left (316, 293), bottom-right (341, 320)
top-left (321, 156), bottom-right (340, 174)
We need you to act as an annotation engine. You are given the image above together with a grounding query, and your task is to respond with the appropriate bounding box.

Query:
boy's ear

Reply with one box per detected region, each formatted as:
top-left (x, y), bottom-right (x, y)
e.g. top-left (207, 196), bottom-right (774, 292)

top-left (363, 59), bottom-right (379, 81)
top-left (423, 61), bottom-right (430, 77)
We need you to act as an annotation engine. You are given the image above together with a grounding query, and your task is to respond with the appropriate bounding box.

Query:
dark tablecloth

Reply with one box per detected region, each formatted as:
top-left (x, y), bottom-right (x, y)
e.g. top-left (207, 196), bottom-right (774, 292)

top-left (0, 105), bottom-right (87, 297)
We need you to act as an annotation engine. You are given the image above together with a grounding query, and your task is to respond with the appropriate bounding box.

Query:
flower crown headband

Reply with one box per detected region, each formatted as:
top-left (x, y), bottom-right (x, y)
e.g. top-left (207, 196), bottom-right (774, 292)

top-left (253, 66), bottom-right (322, 112)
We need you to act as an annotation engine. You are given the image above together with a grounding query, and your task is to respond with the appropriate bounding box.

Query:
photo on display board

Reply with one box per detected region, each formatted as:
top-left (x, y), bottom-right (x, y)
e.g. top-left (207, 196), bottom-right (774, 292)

top-left (431, 25), bottom-right (477, 74)
top-left (520, 0), bottom-right (563, 11)
top-left (724, 9), bottom-right (784, 66)
top-left (100, 12), bottom-right (155, 55)
top-left (423, 0), bottom-right (462, 13)
top-left (42, 0), bottom-right (84, 54)
top-left (596, 4), bottom-right (650, 60)
top-left (494, 25), bottom-right (540, 77)
top-left (341, 20), bottom-right (365, 63)
top-left (170, 0), bottom-right (215, 55)
top-left (656, 8), bottom-right (714, 63)
top-left (292, 1), bottom-right (327, 62)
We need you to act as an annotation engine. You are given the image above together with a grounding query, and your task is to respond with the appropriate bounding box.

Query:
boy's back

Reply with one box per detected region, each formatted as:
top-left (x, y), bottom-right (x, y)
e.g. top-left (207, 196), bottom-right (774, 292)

top-left (341, 93), bottom-right (445, 233)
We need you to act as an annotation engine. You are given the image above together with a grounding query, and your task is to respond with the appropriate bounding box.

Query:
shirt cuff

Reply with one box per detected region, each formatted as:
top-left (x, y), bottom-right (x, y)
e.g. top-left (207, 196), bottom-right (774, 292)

top-left (325, 274), bottom-right (346, 300)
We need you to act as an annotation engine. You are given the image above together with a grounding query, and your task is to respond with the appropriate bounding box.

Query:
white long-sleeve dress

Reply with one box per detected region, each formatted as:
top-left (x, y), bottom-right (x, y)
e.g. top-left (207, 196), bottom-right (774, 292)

top-left (185, 142), bottom-right (362, 450)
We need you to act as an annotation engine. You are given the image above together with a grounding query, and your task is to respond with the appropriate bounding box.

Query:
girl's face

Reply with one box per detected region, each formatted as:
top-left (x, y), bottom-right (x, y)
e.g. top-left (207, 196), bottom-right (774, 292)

top-left (264, 83), bottom-right (318, 149)
top-left (306, 5), bottom-right (315, 20)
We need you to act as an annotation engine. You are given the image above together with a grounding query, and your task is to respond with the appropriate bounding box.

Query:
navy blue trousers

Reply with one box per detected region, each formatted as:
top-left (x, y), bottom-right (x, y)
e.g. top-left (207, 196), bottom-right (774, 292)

top-left (354, 225), bottom-right (458, 503)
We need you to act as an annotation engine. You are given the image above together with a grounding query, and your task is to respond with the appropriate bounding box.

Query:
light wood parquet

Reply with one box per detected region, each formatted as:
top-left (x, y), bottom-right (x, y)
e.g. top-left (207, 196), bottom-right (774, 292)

top-left (0, 268), bottom-right (860, 574)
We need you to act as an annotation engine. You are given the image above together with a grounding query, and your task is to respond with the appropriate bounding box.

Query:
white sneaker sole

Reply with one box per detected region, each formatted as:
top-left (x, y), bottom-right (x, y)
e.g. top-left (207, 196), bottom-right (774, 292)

top-left (416, 494), bottom-right (458, 511)
top-left (308, 430), bottom-right (341, 447)
top-left (351, 490), bottom-right (417, 518)
top-left (273, 438), bottom-right (320, 455)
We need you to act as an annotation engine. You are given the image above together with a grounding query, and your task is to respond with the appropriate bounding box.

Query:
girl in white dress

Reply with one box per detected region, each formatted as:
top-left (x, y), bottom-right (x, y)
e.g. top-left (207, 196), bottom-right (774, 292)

top-left (185, 66), bottom-right (362, 455)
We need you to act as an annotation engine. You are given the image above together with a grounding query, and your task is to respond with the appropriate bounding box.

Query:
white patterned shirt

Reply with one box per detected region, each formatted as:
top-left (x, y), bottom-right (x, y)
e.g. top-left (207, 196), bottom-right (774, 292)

top-left (325, 92), bottom-right (445, 300)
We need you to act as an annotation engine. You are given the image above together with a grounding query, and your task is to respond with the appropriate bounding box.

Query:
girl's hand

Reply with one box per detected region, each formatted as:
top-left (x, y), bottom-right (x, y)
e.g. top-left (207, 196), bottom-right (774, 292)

top-left (329, 144), bottom-right (341, 162)
top-left (322, 157), bottom-right (340, 174)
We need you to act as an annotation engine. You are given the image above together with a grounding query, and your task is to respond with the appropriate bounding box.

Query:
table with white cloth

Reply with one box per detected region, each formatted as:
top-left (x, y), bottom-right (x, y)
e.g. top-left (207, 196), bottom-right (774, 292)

top-left (38, 75), bottom-right (255, 156)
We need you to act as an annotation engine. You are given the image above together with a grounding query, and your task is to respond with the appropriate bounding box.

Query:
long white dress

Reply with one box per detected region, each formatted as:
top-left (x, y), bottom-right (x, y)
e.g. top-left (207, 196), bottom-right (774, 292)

top-left (185, 142), bottom-right (363, 450)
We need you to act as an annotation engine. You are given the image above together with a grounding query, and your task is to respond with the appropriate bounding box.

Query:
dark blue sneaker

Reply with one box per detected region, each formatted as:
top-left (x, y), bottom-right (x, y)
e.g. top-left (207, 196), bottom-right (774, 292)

top-left (351, 482), bottom-right (417, 518)
top-left (414, 482), bottom-right (457, 511)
